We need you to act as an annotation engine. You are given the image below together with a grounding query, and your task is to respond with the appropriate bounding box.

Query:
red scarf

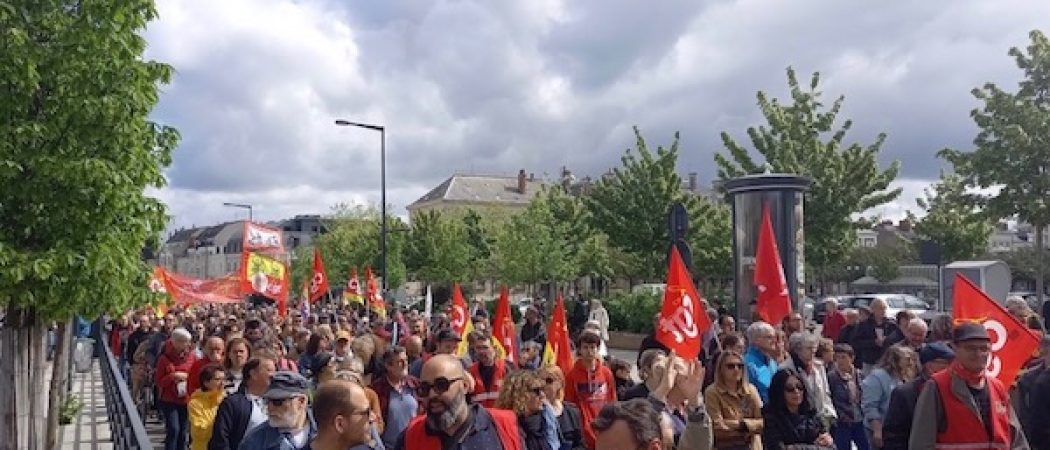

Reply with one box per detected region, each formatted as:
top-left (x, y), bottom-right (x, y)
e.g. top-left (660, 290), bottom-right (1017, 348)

top-left (950, 360), bottom-right (986, 386)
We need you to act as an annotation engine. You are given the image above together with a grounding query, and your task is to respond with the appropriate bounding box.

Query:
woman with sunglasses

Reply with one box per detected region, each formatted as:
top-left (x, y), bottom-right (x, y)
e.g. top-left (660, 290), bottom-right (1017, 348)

top-left (496, 370), bottom-right (557, 450)
top-left (188, 364), bottom-right (226, 450)
top-left (705, 351), bottom-right (763, 450)
top-left (762, 369), bottom-right (834, 449)
top-left (536, 366), bottom-right (586, 450)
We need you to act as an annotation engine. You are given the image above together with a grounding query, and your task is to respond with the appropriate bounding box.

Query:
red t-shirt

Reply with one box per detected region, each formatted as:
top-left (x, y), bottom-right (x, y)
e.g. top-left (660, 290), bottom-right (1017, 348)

top-left (563, 358), bottom-right (617, 450)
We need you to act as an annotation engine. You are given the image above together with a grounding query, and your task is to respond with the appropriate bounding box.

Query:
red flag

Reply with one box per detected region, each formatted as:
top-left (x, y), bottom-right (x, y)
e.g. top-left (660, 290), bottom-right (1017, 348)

top-left (654, 246), bottom-right (712, 360)
top-left (952, 274), bottom-right (1040, 387)
top-left (365, 266), bottom-right (386, 317)
top-left (342, 267), bottom-right (363, 305)
top-left (492, 286), bottom-right (519, 364)
top-left (450, 283), bottom-right (469, 337)
top-left (754, 203), bottom-right (792, 326)
top-left (309, 248), bottom-right (330, 304)
top-left (543, 293), bottom-right (575, 374)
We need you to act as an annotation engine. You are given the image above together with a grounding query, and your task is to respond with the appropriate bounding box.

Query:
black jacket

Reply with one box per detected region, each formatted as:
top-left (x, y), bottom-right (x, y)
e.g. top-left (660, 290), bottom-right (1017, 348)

top-left (635, 335), bottom-right (669, 368)
top-left (520, 321), bottom-right (546, 347)
top-left (1023, 366), bottom-right (1050, 450)
top-left (125, 329), bottom-right (149, 362)
top-left (208, 391), bottom-right (252, 450)
top-left (519, 413), bottom-right (553, 450)
top-left (555, 403), bottom-right (586, 450)
top-left (849, 318), bottom-right (899, 366)
top-left (881, 373), bottom-right (930, 450)
top-left (619, 382), bottom-right (651, 401)
top-left (762, 409), bottom-right (826, 449)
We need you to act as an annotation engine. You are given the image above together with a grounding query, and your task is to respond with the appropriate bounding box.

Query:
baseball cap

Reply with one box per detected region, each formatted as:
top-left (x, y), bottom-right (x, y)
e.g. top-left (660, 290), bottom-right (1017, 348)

top-left (263, 371), bottom-right (309, 400)
top-left (311, 352), bottom-right (335, 378)
top-left (336, 330), bottom-right (352, 342)
top-left (435, 328), bottom-right (459, 342)
top-left (919, 342), bottom-right (955, 364)
top-left (952, 322), bottom-right (990, 343)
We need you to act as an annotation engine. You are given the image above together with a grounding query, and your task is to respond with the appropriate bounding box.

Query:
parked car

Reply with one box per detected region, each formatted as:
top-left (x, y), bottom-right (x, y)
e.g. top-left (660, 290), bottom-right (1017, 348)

top-left (812, 296), bottom-right (846, 324)
top-left (837, 294), bottom-right (936, 322)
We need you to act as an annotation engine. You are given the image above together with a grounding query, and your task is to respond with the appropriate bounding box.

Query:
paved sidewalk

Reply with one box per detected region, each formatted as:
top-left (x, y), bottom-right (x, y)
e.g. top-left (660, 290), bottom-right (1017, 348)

top-left (60, 359), bottom-right (114, 450)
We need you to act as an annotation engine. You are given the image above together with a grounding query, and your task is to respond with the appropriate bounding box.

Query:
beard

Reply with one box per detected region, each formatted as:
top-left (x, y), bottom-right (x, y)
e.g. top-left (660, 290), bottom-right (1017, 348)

top-left (268, 408), bottom-right (300, 430)
top-left (426, 391), bottom-right (467, 432)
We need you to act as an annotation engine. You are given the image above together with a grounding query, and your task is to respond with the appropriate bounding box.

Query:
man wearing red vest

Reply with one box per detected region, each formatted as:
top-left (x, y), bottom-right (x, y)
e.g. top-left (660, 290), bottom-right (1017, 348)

top-left (393, 354), bottom-right (523, 450)
top-left (565, 330), bottom-right (617, 450)
top-left (909, 322), bottom-right (1029, 449)
top-left (468, 331), bottom-right (514, 407)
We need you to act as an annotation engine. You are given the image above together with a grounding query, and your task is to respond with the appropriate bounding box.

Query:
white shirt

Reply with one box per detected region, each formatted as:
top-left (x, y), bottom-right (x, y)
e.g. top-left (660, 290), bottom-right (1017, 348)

top-left (246, 394), bottom-right (268, 433)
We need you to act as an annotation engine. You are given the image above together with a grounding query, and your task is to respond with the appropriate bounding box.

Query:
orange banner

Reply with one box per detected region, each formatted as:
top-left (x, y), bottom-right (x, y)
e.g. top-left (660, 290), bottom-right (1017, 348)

top-left (155, 267), bottom-right (243, 305)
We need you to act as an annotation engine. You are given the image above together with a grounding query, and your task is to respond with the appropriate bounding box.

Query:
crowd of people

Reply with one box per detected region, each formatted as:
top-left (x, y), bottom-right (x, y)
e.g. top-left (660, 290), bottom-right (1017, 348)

top-left (103, 293), bottom-right (1050, 450)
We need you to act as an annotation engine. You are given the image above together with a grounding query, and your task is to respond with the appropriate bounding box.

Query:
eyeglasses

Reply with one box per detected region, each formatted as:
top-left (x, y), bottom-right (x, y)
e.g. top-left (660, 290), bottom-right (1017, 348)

top-left (544, 377), bottom-right (558, 385)
top-left (530, 387), bottom-right (546, 396)
top-left (784, 384), bottom-right (804, 393)
top-left (418, 377), bottom-right (463, 396)
top-left (267, 397), bottom-right (295, 407)
top-left (344, 406), bottom-right (372, 419)
top-left (725, 363), bottom-right (744, 370)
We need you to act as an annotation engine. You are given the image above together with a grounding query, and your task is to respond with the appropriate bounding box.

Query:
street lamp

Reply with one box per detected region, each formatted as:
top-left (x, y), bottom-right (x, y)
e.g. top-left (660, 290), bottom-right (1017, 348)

top-left (223, 202), bottom-right (253, 222)
top-left (334, 119), bottom-right (387, 291)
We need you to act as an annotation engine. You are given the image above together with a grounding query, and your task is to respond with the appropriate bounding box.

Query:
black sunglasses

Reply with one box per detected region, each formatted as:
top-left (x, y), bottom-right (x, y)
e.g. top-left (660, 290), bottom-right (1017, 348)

top-left (784, 383), bottom-right (804, 393)
top-left (418, 377), bottom-right (463, 396)
top-left (267, 397), bottom-right (294, 407)
top-left (544, 377), bottom-right (557, 385)
top-left (530, 387), bottom-right (546, 396)
top-left (725, 363), bottom-right (745, 370)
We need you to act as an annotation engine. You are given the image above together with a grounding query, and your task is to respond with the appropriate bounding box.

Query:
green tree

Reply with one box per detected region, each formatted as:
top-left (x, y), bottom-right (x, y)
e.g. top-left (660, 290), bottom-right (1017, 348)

top-left (462, 209), bottom-right (495, 280)
top-left (0, 1), bottom-right (179, 446)
top-left (585, 127), bottom-right (731, 281)
top-left (491, 197), bottom-right (574, 291)
top-left (715, 68), bottom-right (901, 289)
top-left (405, 210), bottom-right (472, 284)
top-left (911, 173), bottom-right (995, 263)
top-left (295, 204), bottom-right (408, 292)
top-left (940, 30), bottom-right (1050, 304)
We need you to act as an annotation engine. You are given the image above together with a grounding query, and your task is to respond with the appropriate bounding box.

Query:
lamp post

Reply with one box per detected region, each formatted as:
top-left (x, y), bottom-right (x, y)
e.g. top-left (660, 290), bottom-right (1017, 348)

top-left (334, 119), bottom-right (387, 291)
top-left (222, 202), bottom-right (253, 222)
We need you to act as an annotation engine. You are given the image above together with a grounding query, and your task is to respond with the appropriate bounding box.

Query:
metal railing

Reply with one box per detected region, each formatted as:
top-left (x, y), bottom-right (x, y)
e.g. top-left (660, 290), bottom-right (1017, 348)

top-left (95, 325), bottom-right (155, 449)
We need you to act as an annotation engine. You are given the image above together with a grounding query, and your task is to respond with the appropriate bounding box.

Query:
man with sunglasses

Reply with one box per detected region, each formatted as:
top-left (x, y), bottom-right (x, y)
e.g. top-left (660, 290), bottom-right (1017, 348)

top-left (394, 354), bottom-right (523, 450)
top-left (238, 371), bottom-right (317, 450)
top-left (310, 380), bottom-right (380, 450)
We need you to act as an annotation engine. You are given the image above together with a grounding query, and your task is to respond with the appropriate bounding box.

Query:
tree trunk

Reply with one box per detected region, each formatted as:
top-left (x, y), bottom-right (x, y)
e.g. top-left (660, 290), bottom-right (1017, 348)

top-left (0, 306), bottom-right (51, 450)
top-left (1037, 226), bottom-right (1045, 309)
top-left (45, 318), bottom-right (73, 450)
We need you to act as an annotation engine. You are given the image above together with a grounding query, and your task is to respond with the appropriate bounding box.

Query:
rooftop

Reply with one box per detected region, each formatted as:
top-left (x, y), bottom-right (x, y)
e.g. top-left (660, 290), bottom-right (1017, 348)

top-left (408, 174), bottom-right (546, 208)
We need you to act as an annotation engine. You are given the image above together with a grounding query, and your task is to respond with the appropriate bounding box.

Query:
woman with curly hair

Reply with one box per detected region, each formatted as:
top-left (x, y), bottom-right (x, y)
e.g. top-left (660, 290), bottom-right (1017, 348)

top-left (861, 345), bottom-right (916, 448)
top-left (496, 370), bottom-right (557, 450)
top-left (538, 365), bottom-right (586, 450)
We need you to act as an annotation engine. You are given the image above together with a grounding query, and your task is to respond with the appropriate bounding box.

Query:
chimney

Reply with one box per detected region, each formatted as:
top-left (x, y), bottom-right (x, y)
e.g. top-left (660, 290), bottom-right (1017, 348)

top-left (529, 173), bottom-right (535, 181)
top-left (517, 169), bottom-right (527, 194)
top-left (561, 168), bottom-right (573, 190)
top-left (898, 218), bottom-right (912, 232)
top-left (688, 172), bottom-right (698, 192)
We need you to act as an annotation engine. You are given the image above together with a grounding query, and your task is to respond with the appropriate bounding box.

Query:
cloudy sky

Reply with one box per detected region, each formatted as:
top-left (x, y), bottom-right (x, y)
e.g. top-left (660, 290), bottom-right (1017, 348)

top-left (144, 0), bottom-right (1050, 233)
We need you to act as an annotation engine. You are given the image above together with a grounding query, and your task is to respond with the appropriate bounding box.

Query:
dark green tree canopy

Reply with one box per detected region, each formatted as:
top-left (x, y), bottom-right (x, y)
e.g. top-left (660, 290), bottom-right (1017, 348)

top-left (716, 67), bottom-right (901, 274)
top-left (911, 172), bottom-right (994, 263)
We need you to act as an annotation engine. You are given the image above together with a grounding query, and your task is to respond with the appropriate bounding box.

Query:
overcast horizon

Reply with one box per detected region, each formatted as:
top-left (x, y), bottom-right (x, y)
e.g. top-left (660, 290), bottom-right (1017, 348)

top-left (143, 0), bottom-right (1050, 233)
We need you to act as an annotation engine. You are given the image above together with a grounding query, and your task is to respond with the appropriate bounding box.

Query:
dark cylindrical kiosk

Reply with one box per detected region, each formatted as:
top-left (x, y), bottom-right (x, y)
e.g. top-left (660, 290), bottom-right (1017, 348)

top-left (723, 174), bottom-right (811, 327)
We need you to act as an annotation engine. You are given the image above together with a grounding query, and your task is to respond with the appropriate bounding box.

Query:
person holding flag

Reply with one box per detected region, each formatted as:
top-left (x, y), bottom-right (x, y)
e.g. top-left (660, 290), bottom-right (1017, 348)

top-left (909, 323), bottom-right (1029, 449)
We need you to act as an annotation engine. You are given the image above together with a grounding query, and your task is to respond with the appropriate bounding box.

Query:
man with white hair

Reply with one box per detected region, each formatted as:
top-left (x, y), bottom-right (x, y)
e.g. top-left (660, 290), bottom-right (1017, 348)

top-left (155, 327), bottom-right (199, 450)
top-left (744, 321), bottom-right (779, 403)
top-left (850, 298), bottom-right (899, 376)
top-left (781, 332), bottom-right (837, 426)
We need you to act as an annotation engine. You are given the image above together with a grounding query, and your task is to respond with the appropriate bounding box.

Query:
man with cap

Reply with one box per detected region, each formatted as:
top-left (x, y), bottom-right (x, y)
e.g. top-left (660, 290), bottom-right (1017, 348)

top-left (309, 380), bottom-right (381, 450)
top-left (909, 323), bottom-right (1029, 450)
top-left (334, 330), bottom-right (354, 360)
top-left (881, 342), bottom-right (954, 450)
top-left (238, 371), bottom-right (317, 450)
top-left (1017, 336), bottom-right (1050, 449)
top-left (409, 328), bottom-right (465, 379)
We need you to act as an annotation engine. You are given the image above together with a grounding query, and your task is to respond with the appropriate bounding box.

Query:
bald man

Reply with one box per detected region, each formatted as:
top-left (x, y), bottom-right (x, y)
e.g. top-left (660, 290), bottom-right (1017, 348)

top-left (393, 355), bottom-right (523, 450)
top-left (311, 380), bottom-right (380, 450)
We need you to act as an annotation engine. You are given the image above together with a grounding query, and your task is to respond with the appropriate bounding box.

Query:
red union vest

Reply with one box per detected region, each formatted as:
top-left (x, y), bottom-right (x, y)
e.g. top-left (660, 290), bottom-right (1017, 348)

top-left (469, 359), bottom-right (508, 407)
top-left (932, 370), bottom-right (1011, 450)
top-left (402, 407), bottom-right (522, 450)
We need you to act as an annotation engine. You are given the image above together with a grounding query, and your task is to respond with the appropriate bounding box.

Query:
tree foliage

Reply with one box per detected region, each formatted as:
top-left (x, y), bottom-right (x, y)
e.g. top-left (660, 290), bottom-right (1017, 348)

top-left (585, 127), bottom-right (731, 281)
top-left (0, 0), bottom-right (179, 319)
top-left (911, 173), bottom-right (995, 263)
top-left (715, 67), bottom-right (901, 277)
top-left (490, 197), bottom-right (574, 288)
top-left (405, 210), bottom-right (472, 284)
top-left (939, 30), bottom-right (1050, 300)
top-left (293, 204), bottom-right (408, 290)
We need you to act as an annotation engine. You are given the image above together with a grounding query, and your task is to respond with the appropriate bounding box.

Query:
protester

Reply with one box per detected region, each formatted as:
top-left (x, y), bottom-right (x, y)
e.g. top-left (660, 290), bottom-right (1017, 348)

top-left (851, 299), bottom-right (899, 376)
top-left (300, 334), bottom-right (326, 378)
top-left (335, 330), bottom-right (354, 359)
top-left (704, 351), bottom-right (763, 450)
top-left (780, 333), bottom-right (837, 429)
top-left (409, 328), bottom-right (461, 378)
top-left (393, 354), bottom-right (523, 450)
top-left (635, 314), bottom-right (670, 368)
top-left (861, 345), bottom-right (916, 449)
top-left (621, 348), bottom-right (666, 401)
top-left (744, 322), bottom-right (779, 403)
top-left (402, 335), bottom-right (424, 368)
top-left (156, 327), bottom-right (199, 450)
top-left (782, 312), bottom-right (805, 339)
top-left (312, 352), bottom-right (340, 387)
top-left (520, 306), bottom-right (547, 347)
top-left (468, 331), bottom-right (514, 407)
top-left (836, 309), bottom-right (861, 345)
top-left (188, 337), bottom-right (226, 395)
top-left (822, 298), bottom-right (847, 341)
top-left (762, 369), bottom-right (834, 449)
top-left (592, 399), bottom-right (669, 450)
top-left (520, 340), bottom-right (544, 370)
top-left (538, 365), bottom-right (586, 450)
top-left (310, 380), bottom-right (381, 450)
top-left (496, 370), bottom-right (557, 450)
top-left (1018, 336), bottom-right (1050, 449)
top-left (827, 344), bottom-right (869, 450)
top-left (910, 322), bottom-right (1029, 449)
top-left (587, 300), bottom-right (610, 344)
top-left (718, 315), bottom-right (736, 339)
top-left (271, 339), bottom-right (299, 373)
top-left (208, 357), bottom-right (276, 450)
top-left (564, 330), bottom-right (617, 449)
top-left (642, 351), bottom-right (712, 448)
top-left (894, 318), bottom-right (927, 351)
top-left (371, 346), bottom-right (418, 449)
top-left (224, 338), bottom-right (251, 394)
top-left (882, 311), bottom-right (915, 349)
top-left (927, 313), bottom-right (954, 343)
top-left (881, 342), bottom-right (954, 450)
top-left (189, 364), bottom-right (227, 450)
top-left (773, 329), bottom-right (789, 364)
top-left (608, 357), bottom-right (636, 399)
top-left (817, 338), bottom-right (835, 367)
top-left (583, 320), bottom-right (609, 360)
top-left (1007, 296), bottom-right (1045, 331)
top-left (237, 371), bottom-right (317, 450)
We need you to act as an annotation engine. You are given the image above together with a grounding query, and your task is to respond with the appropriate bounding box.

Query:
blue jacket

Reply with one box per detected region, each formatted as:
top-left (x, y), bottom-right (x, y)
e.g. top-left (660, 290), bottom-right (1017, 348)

top-left (237, 413), bottom-right (318, 450)
top-left (744, 345), bottom-right (777, 404)
top-left (860, 368), bottom-right (900, 429)
top-left (209, 392), bottom-right (252, 450)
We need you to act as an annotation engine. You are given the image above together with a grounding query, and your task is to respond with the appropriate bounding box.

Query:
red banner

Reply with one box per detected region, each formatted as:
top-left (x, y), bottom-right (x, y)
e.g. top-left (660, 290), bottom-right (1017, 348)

top-left (243, 221), bottom-right (284, 254)
top-left (952, 274), bottom-right (1040, 387)
top-left (309, 248), bottom-right (330, 303)
top-left (654, 246), bottom-right (711, 360)
top-left (754, 203), bottom-right (792, 325)
top-left (343, 266), bottom-right (362, 304)
top-left (492, 286), bottom-right (519, 364)
top-left (155, 267), bottom-right (243, 306)
top-left (543, 293), bottom-right (575, 374)
top-left (365, 266), bottom-right (385, 317)
top-left (450, 283), bottom-right (469, 337)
